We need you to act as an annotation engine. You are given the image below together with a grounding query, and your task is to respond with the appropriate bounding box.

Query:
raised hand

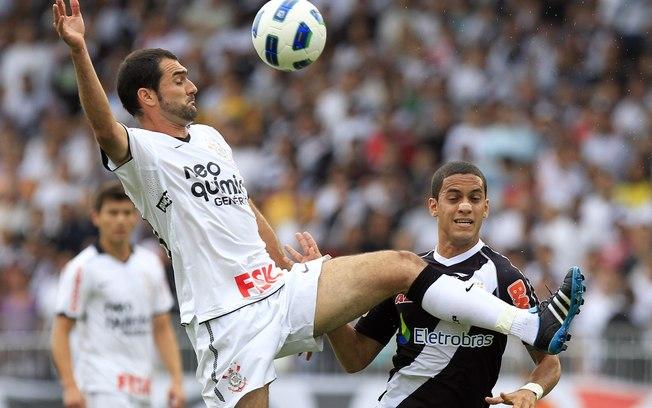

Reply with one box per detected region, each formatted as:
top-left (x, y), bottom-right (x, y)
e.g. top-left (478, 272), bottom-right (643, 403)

top-left (284, 231), bottom-right (323, 266)
top-left (52, 0), bottom-right (85, 50)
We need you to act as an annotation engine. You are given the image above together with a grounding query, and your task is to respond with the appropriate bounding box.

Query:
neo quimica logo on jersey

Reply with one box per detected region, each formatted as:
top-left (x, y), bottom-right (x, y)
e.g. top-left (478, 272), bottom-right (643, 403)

top-left (413, 328), bottom-right (494, 348)
top-left (183, 161), bottom-right (248, 207)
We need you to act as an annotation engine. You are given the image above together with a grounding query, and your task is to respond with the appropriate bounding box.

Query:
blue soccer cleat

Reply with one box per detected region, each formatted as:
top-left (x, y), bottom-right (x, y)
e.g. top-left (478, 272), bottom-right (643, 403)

top-left (533, 266), bottom-right (586, 354)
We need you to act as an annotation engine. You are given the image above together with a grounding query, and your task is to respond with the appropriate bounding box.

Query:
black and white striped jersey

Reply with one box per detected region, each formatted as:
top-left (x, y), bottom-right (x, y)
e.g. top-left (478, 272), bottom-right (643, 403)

top-left (355, 240), bottom-right (538, 408)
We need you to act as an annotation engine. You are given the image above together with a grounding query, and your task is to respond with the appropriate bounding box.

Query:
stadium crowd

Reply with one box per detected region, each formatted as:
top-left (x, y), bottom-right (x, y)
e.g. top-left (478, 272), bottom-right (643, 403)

top-left (0, 0), bottom-right (650, 381)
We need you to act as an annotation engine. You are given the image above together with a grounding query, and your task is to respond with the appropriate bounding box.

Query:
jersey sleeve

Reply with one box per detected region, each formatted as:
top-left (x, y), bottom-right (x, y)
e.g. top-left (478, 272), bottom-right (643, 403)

top-left (354, 297), bottom-right (399, 346)
top-left (100, 126), bottom-right (159, 218)
top-left (55, 262), bottom-right (92, 319)
top-left (498, 265), bottom-right (539, 310)
top-left (151, 256), bottom-right (174, 315)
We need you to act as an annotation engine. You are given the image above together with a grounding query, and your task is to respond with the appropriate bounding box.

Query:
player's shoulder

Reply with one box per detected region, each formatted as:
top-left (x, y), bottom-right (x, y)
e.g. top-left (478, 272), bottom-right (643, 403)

top-left (125, 126), bottom-right (180, 149)
top-left (417, 250), bottom-right (436, 262)
top-left (190, 123), bottom-right (225, 140)
top-left (132, 245), bottom-right (163, 264)
top-left (61, 245), bottom-right (100, 275)
top-left (480, 244), bottom-right (532, 289)
top-left (481, 245), bottom-right (519, 273)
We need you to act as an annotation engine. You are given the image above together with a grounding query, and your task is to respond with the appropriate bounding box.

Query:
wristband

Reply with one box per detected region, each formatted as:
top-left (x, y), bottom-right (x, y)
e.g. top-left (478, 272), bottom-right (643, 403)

top-left (519, 382), bottom-right (544, 400)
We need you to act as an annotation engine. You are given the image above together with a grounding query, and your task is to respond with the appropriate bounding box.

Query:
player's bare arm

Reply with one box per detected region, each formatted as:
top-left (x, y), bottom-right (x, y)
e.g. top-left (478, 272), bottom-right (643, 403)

top-left (52, 0), bottom-right (128, 164)
top-left (51, 315), bottom-right (86, 408)
top-left (485, 346), bottom-right (561, 408)
top-left (326, 325), bottom-right (384, 373)
top-left (249, 200), bottom-right (292, 269)
top-left (153, 313), bottom-right (186, 408)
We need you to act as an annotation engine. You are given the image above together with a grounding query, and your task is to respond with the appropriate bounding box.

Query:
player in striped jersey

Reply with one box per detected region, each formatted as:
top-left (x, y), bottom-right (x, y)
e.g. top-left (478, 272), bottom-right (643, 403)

top-left (51, 182), bottom-right (184, 408)
top-left (326, 162), bottom-right (575, 408)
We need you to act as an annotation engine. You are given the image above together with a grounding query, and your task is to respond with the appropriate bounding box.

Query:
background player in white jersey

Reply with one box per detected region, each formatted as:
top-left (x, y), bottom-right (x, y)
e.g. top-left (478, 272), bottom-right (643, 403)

top-left (320, 162), bottom-right (565, 408)
top-left (52, 1), bottom-right (585, 407)
top-left (51, 182), bottom-right (185, 408)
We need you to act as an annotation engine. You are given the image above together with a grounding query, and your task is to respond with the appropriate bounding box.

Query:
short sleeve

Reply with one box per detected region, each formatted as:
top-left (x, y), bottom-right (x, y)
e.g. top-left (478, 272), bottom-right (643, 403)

top-left (499, 268), bottom-right (539, 310)
top-left (55, 263), bottom-right (92, 319)
top-left (354, 297), bottom-right (400, 346)
top-left (101, 127), bottom-right (159, 218)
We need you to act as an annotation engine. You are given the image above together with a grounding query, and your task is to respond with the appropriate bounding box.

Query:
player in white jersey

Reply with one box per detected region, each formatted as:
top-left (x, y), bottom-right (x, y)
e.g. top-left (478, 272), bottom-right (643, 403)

top-left (53, 1), bottom-right (585, 407)
top-left (51, 182), bottom-right (185, 408)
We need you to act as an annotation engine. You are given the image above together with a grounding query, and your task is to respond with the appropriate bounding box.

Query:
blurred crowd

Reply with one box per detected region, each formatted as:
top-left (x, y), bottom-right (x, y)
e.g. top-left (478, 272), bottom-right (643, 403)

top-left (0, 0), bottom-right (651, 380)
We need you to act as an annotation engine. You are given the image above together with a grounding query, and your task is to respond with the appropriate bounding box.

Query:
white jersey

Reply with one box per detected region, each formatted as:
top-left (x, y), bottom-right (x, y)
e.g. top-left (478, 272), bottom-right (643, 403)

top-left (103, 124), bottom-right (283, 324)
top-left (55, 244), bottom-right (173, 400)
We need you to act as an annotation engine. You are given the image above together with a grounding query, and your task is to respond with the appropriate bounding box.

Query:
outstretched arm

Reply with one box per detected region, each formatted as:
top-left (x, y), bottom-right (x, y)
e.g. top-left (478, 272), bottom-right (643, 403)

top-left (485, 346), bottom-right (561, 407)
top-left (249, 200), bottom-right (292, 269)
top-left (52, 0), bottom-right (128, 164)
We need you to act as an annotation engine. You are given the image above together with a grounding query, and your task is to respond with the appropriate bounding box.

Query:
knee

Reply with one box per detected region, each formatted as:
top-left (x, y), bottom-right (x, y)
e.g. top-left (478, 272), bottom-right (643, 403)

top-left (388, 250), bottom-right (426, 291)
top-left (395, 250), bottom-right (424, 267)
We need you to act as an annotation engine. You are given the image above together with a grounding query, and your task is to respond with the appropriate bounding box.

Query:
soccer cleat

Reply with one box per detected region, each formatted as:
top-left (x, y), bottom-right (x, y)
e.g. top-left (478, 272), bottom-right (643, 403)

top-left (533, 266), bottom-right (585, 354)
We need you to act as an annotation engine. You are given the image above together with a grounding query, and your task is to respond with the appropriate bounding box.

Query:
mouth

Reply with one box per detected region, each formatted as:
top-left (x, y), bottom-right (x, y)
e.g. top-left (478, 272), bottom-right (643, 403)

top-left (454, 219), bottom-right (474, 225)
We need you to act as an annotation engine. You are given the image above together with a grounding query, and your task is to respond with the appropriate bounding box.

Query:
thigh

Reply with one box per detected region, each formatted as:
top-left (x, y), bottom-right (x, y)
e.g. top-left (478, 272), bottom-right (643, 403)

top-left (235, 384), bottom-right (269, 408)
top-left (313, 250), bottom-right (425, 336)
top-left (186, 297), bottom-right (282, 408)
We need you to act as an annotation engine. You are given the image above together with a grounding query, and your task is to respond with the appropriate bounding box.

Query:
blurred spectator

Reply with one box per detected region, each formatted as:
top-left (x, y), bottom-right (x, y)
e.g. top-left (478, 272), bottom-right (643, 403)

top-left (0, 0), bottom-right (650, 385)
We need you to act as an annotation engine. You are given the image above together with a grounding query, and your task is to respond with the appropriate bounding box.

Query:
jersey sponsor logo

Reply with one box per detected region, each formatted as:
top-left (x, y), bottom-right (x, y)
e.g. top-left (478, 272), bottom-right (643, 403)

top-left (156, 190), bottom-right (172, 213)
top-left (222, 362), bottom-right (247, 392)
top-left (104, 301), bottom-right (151, 335)
top-left (234, 263), bottom-right (283, 298)
top-left (413, 328), bottom-right (494, 348)
top-left (397, 313), bottom-right (411, 345)
top-left (507, 279), bottom-right (530, 309)
top-left (394, 294), bottom-right (412, 304)
top-left (117, 373), bottom-right (151, 396)
top-left (183, 160), bottom-right (249, 207)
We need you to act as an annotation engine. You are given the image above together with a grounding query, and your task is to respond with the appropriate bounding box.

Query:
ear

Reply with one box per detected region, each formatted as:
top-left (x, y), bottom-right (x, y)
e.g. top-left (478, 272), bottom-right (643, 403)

top-left (90, 210), bottom-right (100, 228)
top-left (483, 198), bottom-right (489, 218)
top-left (137, 88), bottom-right (157, 109)
top-left (428, 197), bottom-right (438, 218)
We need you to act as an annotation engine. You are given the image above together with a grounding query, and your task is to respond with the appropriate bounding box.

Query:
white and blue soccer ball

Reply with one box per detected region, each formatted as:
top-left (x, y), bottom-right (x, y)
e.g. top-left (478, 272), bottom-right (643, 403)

top-left (251, 0), bottom-right (327, 71)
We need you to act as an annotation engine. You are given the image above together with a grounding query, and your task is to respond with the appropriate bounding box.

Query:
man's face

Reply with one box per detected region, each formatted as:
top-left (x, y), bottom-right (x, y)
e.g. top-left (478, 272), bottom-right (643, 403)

top-left (92, 199), bottom-right (138, 244)
top-left (429, 173), bottom-right (488, 250)
top-left (156, 58), bottom-right (198, 124)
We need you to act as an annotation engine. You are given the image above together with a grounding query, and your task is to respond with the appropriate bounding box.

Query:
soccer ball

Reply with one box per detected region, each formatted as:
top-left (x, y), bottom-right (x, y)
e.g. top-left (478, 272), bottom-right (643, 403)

top-left (251, 0), bottom-right (327, 71)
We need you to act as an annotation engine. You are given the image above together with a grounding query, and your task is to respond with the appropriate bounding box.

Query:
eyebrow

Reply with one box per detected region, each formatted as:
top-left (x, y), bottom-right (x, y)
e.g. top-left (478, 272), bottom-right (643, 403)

top-left (172, 69), bottom-right (188, 77)
top-left (444, 188), bottom-right (484, 195)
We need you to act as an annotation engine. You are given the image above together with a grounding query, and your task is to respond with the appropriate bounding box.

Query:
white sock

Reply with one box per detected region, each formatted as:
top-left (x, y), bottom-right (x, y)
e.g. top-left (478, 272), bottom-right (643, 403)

top-left (419, 275), bottom-right (539, 344)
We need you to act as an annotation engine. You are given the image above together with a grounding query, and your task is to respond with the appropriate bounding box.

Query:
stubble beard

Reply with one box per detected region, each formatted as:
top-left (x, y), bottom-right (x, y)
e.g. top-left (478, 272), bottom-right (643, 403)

top-left (160, 97), bottom-right (198, 124)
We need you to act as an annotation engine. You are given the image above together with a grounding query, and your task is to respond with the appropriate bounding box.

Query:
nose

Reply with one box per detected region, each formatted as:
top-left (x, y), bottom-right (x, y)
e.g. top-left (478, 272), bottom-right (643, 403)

top-left (458, 202), bottom-right (472, 213)
top-left (188, 80), bottom-right (198, 95)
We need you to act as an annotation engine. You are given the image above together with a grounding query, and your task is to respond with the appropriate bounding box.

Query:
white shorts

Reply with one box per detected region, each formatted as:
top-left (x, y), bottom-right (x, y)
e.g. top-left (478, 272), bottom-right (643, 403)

top-left (85, 392), bottom-right (150, 408)
top-left (185, 257), bottom-right (325, 408)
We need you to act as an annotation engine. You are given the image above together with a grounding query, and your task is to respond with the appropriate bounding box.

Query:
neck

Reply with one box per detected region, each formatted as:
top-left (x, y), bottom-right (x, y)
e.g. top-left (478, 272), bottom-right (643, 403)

top-left (436, 239), bottom-right (479, 259)
top-left (98, 236), bottom-right (131, 262)
top-left (139, 115), bottom-right (189, 139)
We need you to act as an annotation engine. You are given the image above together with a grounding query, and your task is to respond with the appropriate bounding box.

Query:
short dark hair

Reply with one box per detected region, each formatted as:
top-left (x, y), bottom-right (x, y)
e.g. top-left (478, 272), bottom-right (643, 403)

top-left (94, 181), bottom-right (130, 212)
top-left (430, 161), bottom-right (487, 198)
top-left (117, 48), bottom-right (179, 117)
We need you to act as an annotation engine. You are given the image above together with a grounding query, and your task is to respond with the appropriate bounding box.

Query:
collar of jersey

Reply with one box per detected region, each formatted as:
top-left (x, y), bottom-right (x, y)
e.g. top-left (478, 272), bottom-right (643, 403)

top-left (176, 132), bottom-right (191, 143)
top-left (433, 239), bottom-right (485, 266)
top-left (93, 239), bottom-right (134, 263)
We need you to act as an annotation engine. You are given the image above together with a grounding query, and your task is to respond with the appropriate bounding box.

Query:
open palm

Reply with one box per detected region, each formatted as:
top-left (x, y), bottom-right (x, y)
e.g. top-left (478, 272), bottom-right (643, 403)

top-left (52, 0), bottom-right (85, 48)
